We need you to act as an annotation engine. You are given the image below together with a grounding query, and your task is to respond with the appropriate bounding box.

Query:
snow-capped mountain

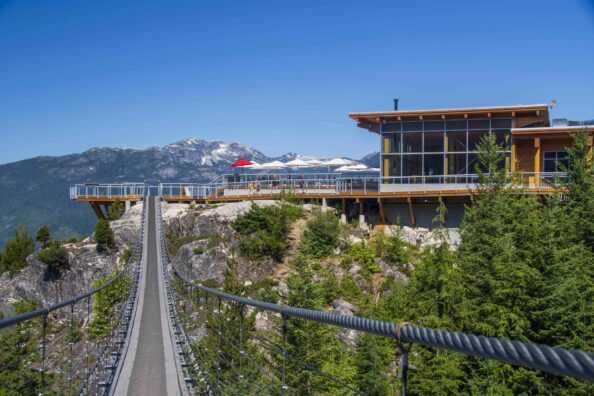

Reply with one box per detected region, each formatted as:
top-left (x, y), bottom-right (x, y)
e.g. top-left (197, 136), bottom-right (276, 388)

top-left (0, 138), bottom-right (373, 246)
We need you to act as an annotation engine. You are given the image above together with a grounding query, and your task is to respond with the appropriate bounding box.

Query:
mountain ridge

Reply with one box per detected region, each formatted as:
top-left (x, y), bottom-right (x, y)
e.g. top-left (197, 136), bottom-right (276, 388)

top-left (0, 138), bottom-right (375, 247)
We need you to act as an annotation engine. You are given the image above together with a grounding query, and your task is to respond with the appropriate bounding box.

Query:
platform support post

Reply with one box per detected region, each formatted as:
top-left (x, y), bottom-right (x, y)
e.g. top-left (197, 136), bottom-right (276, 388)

top-left (358, 199), bottom-right (368, 230)
top-left (407, 197), bottom-right (416, 227)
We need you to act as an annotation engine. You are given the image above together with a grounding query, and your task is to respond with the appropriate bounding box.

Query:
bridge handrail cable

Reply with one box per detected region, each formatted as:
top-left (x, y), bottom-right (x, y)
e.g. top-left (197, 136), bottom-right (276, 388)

top-left (166, 250), bottom-right (594, 383)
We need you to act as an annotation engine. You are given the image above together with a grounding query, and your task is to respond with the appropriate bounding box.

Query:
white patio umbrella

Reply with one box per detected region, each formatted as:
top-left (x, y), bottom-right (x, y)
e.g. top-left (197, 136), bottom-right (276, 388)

top-left (285, 158), bottom-right (312, 168)
top-left (305, 159), bottom-right (324, 166)
top-left (260, 160), bottom-right (287, 169)
top-left (321, 158), bottom-right (355, 166)
top-left (335, 164), bottom-right (368, 172)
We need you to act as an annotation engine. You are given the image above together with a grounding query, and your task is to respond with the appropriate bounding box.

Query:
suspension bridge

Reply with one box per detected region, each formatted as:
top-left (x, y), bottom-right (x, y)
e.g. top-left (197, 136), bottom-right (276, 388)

top-left (1, 195), bottom-right (593, 395)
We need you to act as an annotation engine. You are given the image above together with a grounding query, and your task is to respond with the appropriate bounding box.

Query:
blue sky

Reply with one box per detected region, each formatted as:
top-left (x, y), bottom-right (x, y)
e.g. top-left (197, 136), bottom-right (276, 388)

top-left (1, 0), bottom-right (593, 164)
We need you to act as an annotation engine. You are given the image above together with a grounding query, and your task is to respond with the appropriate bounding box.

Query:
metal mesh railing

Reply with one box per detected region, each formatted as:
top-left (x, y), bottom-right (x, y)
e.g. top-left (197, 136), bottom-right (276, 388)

top-left (0, 199), bottom-right (146, 395)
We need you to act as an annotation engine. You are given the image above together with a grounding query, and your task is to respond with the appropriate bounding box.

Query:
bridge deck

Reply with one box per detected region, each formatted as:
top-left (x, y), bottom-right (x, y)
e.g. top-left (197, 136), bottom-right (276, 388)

top-left (113, 197), bottom-right (184, 396)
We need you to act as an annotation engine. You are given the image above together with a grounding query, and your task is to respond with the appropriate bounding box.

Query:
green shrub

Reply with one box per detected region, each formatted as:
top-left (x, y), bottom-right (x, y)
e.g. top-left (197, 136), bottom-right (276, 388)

top-left (107, 199), bottom-right (125, 221)
top-left (94, 220), bottom-right (116, 252)
top-left (0, 226), bottom-right (34, 275)
top-left (342, 243), bottom-right (381, 274)
top-left (193, 246), bottom-right (205, 255)
top-left (35, 225), bottom-right (51, 248)
top-left (38, 240), bottom-right (68, 271)
top-left (233, 203), bottom-right (302, 262)
top-left (300, 211), bottom-right (340, 259)
top-left (120, 248), bottom-right (133, 264)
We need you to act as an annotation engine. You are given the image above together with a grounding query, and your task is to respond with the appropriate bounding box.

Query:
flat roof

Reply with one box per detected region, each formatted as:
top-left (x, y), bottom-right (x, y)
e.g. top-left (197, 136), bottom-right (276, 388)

top-left (350, 104), bottom-right (548, 119)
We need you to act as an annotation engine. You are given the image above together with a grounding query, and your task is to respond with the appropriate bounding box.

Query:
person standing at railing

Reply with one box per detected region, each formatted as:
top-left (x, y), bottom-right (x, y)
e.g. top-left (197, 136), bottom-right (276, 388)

top-left (249, 182), bottom-right (255, 195)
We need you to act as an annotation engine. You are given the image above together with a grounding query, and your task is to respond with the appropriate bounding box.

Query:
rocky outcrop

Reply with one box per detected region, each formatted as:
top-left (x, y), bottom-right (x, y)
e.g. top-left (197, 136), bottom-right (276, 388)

top-left (110, 203), bottom-right (143, 248)
top-left (164, 201), bottom-right (280, 285)
top-left (0, 243), bottom-right (117, 317)
top-left (386, 225), bottom-right (460, 250)
top-left (0, 205), bottom-right (142, 318)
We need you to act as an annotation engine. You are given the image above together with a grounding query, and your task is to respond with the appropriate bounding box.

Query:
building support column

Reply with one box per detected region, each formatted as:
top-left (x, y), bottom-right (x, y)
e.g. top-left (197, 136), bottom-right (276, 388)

top-left (378, 198), bottom-right (386, 224)
top-left (340, 199), bottom-right (347, 225)
top-left (406, 197), bottom-right (416, 227)
top-left (358, 199), bottom-right (368, 230)
top-left (534, 137), bottom-right (541, 188)
top-left (321, 198), bottom-right (328, 213)
top-left (125, 200), bottom-right (131, 212)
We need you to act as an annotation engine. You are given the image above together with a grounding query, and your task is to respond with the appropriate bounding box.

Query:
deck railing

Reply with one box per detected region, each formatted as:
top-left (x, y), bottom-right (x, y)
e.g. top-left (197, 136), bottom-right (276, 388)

top-left (69, 183), bottom-right (146, 200)
top-left (69, 172), bottom-right (567, 201)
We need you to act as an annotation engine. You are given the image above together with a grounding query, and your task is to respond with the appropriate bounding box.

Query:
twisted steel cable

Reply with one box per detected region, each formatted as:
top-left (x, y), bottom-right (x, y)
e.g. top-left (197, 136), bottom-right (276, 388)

top-left (168, 258), bottom-right (594, 382)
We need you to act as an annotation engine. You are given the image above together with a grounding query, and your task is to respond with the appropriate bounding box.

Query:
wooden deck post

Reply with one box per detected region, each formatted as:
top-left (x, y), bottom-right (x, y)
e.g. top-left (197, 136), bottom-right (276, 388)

top-left (534, 137), bottom-right (541, 187)
top-left (406, 197), bottom-right (416, 227)
top-left (90, 202), bottom-right (106, 220)
top-left (378, 198), bottom-right (386, 224)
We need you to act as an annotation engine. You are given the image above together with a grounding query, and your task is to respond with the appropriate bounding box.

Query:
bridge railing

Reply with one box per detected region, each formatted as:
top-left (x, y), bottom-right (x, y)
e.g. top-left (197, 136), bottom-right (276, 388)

top-left (155, 199), bottom-right (593, 395)
top-left (0, 199), bottom-right (146, 395)
top-left (70, 183), bottom-right (145, 200)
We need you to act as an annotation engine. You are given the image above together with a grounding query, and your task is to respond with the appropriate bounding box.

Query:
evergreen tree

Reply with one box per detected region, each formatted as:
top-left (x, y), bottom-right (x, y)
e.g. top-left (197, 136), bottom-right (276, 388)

top-left (35, 225), bottom-right (51, 248)
top-left (94, 219), bottom-right (116, 252)
top-left (563, 130), bottom-right (594, 250)
top-left (107, 198), bottom-right (125, 221)
top-left (355, 333), bottom-right (390, 396)
top-left (0, 226), bottom-right (34, 275)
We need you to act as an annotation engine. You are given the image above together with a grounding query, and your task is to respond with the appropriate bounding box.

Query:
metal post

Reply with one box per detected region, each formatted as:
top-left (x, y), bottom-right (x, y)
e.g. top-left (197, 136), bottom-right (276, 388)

top-left (282, 315), bottom-right (288, 393)
top-left (401, 348), bottom-right (409, 396)
top-left (69, 303), bottom-right (74, 392)
top-left (39, 314), bottom-right (48, 396)
top-left (238, 304), bottom-right (244, 381)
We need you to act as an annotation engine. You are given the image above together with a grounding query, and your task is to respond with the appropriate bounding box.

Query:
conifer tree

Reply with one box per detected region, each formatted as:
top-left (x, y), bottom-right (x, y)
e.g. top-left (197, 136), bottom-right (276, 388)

top-left (0, 226), bottom-right (34, 275)
top-left (35, 225), bottom-right (51, 248)
top-left (94, 219), bottom-right (116, 252)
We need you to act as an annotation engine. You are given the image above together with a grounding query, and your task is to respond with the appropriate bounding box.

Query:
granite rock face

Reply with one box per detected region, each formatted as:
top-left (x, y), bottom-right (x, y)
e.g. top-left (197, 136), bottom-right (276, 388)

top-left (0, 204), bottom-right (142, 318)
top-left (163, 201), bottom-right (279, 285)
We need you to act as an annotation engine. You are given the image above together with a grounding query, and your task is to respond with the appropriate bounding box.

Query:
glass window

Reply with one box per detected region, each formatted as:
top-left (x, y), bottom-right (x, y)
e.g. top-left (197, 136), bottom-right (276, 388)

top-left (402, 133), bottom-right (422, 153)
top-left (446, 131), bottom-right (467, 152)
top-left (424, 154), bottom-right (444, 176)
top-left (468, 130), bottom-right (490, 151)
top-left (446, 153), bottom-right (467, 175)
top-left (402, 155), bottom-right (423, 176)
top-left (468, 119), bottom-right (490, 129)
top-left (544, 151), bottom-right (570, 172)
top-left (383, 133), bottom-right (401, 153)
top-left (383, 155), bottom-right (402, 177)
top-left (402, 121), bottom-right (423, 132)
top-left (423, 120), bottom-right (444, 131)
top-left (468, 153), bottom-right (506, 173)
top-left (491, 118), bottom-right (512, 129)
top-left (446, 119), bottom-right (467, 130)
top-left (383, 122), bottom-right (401, 132)
top-left (494, 130), bottom-right (509, 149)
top-left (424, 132), bottom-right (444, 152)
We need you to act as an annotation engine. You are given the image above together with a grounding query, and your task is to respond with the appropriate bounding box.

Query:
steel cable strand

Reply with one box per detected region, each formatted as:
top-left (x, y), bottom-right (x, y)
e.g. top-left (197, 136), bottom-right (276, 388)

top-left (400, 325), bottom-right (594, 382)
top-left (216, 349), bottom-right (276, 396)
top-left (248, 332), bottom-right (362, 396)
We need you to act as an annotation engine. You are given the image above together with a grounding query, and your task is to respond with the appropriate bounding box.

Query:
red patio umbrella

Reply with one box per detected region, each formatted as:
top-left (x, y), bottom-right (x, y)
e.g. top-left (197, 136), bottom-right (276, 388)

top-left (230, 158), bottom-right (253, 167)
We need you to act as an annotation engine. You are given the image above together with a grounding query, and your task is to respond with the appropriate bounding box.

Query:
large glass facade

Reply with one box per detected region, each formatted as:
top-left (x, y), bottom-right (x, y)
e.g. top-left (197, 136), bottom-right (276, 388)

top-left (380, 117), bottom-right (512, 182)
